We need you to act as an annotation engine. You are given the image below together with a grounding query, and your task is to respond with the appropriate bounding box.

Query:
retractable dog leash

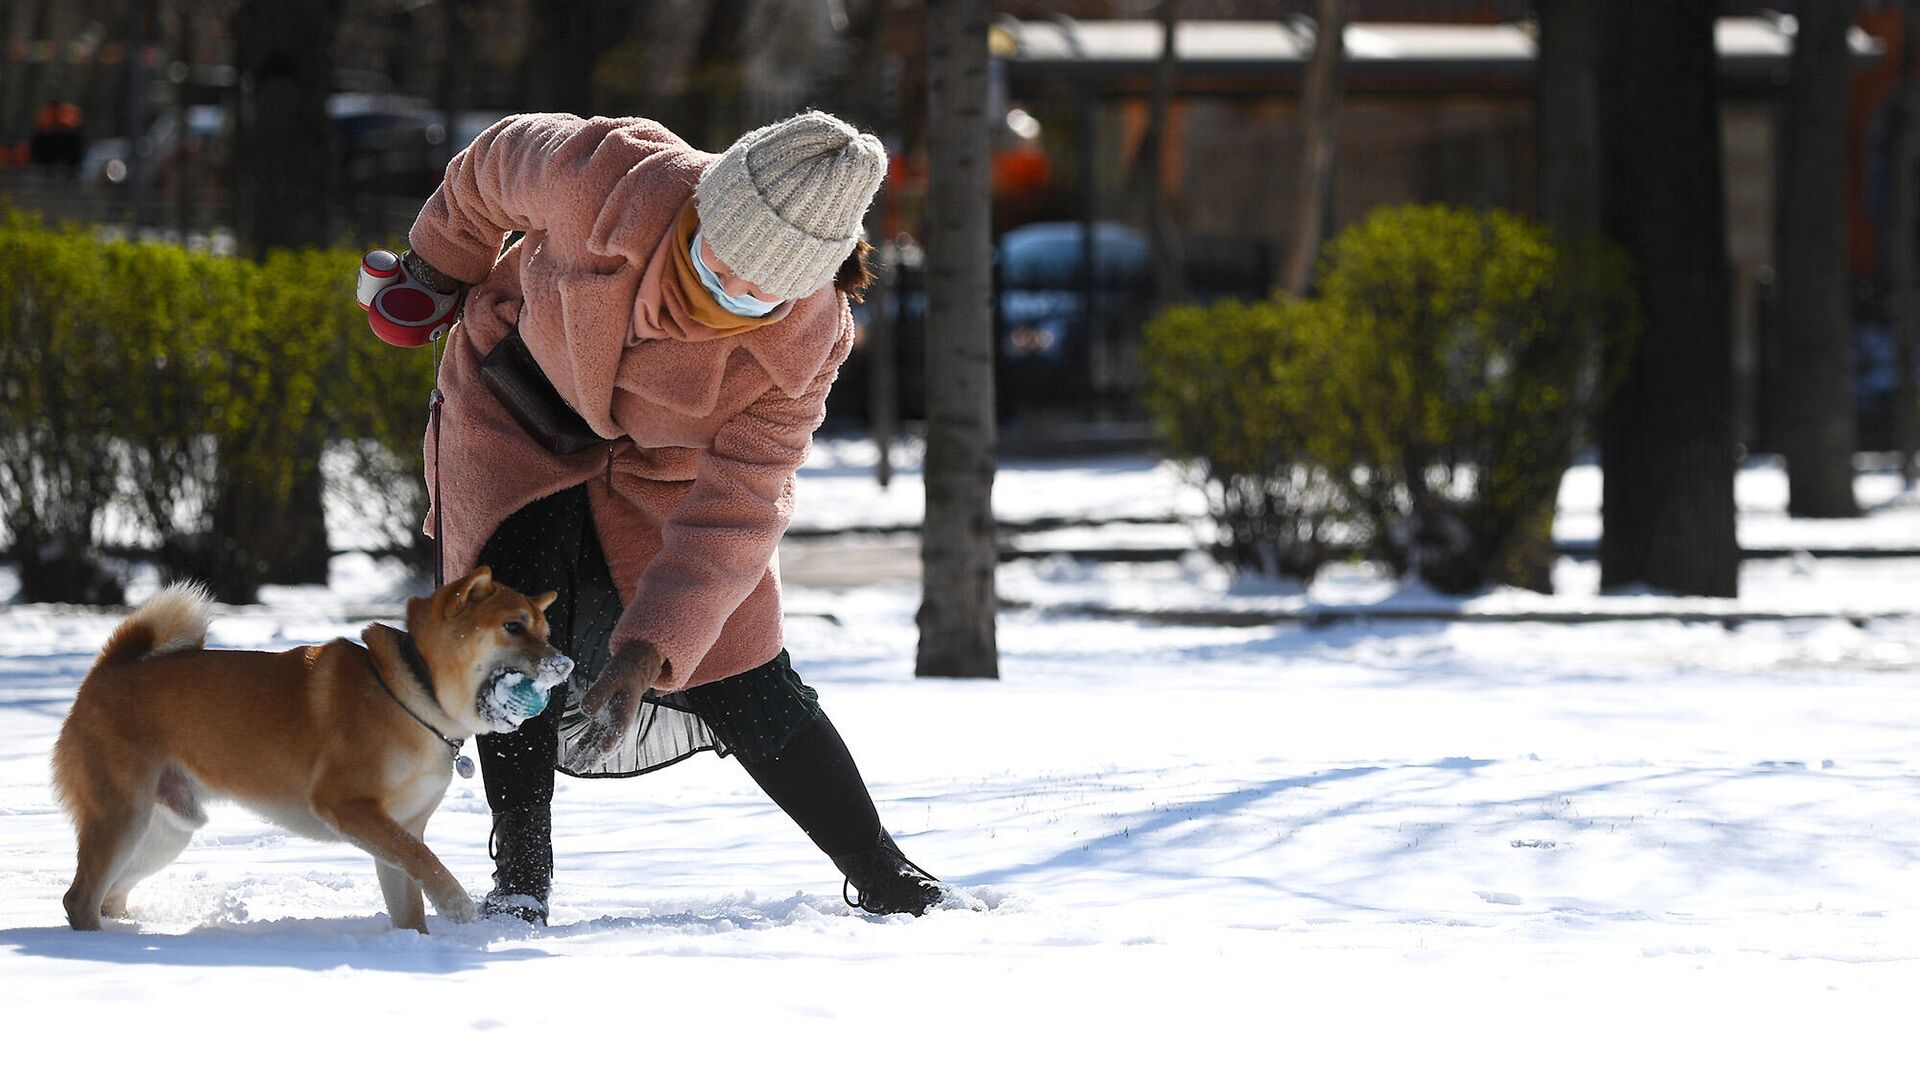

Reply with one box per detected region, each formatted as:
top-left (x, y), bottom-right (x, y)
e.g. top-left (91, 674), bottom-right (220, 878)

top-left (358, 249), bottom-right (460, 348)
top-left (356, 248), bottom-right (455, 588)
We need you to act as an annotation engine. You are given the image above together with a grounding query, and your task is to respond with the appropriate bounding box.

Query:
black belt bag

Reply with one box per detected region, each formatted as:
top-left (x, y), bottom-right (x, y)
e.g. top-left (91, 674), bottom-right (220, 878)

top-left (477, 329), bottom-right (617, 456)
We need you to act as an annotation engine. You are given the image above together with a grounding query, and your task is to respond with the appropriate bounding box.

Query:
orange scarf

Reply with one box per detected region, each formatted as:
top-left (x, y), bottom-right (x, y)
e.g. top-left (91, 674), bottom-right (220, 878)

top-left (629, 199), bottom-right (789, 344)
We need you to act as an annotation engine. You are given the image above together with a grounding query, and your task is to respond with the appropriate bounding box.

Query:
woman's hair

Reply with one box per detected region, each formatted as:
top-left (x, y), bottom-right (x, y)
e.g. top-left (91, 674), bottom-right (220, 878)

top-left (834, 238), bottom-right (876, 302)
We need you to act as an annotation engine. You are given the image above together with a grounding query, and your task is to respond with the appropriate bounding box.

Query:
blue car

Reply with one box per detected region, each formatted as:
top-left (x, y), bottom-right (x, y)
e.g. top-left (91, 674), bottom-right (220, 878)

top-left (997, 221), bottom-right (1152, 380)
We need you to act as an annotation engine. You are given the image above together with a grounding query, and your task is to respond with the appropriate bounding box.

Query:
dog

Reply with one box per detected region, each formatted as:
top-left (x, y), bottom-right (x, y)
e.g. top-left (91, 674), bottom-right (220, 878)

top-left (51, 567), bottom-right (570, 933)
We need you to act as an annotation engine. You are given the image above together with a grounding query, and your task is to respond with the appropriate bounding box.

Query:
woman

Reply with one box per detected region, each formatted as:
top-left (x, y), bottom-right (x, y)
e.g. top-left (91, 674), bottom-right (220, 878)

top-left (402, 110), bottom-right (944, 922)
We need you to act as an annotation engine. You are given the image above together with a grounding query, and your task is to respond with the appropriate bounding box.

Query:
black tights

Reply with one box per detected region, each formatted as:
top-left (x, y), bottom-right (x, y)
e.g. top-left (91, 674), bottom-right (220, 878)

top-left (736, 717), bottom-right (884, 858)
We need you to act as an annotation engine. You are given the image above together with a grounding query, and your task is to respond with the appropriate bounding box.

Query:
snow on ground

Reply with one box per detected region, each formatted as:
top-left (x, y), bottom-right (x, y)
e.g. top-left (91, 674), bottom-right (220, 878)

top-left (1557, 458), bottom-right (1920, 551)
top-left (998, 548), bottom-right (1920, 622)
top-left (793, 439), bottom-right (1920, 554)
top-left (795, 436), bottom-right (1214, 532)
top-left (3, 449), bottom-right (1919, 1074)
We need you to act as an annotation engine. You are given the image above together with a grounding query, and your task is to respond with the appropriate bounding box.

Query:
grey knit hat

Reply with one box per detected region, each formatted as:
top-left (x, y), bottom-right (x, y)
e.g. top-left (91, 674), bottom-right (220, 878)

top-left (695, 111), bottom-right (887, 299)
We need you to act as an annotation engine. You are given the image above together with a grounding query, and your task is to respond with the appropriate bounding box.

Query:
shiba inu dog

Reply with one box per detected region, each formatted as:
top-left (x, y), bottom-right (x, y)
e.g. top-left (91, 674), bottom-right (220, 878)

top-left (51, 567), bottom-right (571, 933)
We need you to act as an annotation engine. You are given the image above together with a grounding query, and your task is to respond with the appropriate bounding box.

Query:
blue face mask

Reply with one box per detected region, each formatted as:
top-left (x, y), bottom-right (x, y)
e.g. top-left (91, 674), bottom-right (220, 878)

top-left (691, 231), bottom-right (782, 318)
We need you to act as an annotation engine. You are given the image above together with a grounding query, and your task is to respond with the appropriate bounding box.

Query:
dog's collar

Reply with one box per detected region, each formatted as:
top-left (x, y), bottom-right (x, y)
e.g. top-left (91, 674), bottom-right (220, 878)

top-left (395, 631), bottom-right (438, 701)
top-left (365, 631), bottom-right (474, 778)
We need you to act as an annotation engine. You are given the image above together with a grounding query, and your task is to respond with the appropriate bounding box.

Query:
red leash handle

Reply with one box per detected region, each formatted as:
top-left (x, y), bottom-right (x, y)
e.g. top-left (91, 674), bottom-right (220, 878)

top-left (359, 250), bottom-right (460, 349)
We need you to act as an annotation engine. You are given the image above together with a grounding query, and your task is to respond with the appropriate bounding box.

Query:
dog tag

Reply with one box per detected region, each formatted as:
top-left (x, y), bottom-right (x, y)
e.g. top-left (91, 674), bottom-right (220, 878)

top-left (455, 754), bottom-right (476, 779)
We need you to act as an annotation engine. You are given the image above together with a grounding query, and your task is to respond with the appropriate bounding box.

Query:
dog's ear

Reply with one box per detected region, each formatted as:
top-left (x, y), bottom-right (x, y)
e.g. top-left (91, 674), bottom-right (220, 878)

top-left (445, 566), bottom-right (495, 613)
top-left (530, 590), bottom-right (558, 613)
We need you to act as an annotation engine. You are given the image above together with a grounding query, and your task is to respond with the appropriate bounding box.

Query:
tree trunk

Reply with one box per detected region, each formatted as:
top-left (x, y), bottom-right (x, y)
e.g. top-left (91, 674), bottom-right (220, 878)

top-left (866, 228), bottom-right (898, 491)
top-left (233, 2), bottom-right (337, 254)
top-left (433, 0), bottom-right (474, 174)
top-left (1897, 3), bottom-right (1920, 490)
top-left (124, 0), bottom-right (151, 230)
top-left (1136, 0), bottom-right (1187, 305)
top-left (522, 0), bottom-right (633, 117)
top-left (1596, 2), bottom-right (1739, 597)
top-left (1518, 0), bottom-right (1601, 593)
top-left (916, 0), bottom-right (998, 679)
top-left (1282, 0), bottom-right (1350, 296)
top-left (228, 1), bottom-right (338, 594)
top-left (850, 0), bottom-right (899, 489)
top-left (1, 0), bottom-right (47, 138)
top-left (612, 0), bottom-right (710, 143)
top-left (1535, 0), bottom-right (1599, 239)
top-left (1775, 4), bottom-right (1860, 517)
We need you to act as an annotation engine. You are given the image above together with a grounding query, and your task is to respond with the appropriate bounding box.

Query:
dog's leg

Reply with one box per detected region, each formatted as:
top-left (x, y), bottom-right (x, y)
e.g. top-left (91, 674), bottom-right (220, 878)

top-left (101, 808), bottom-right (198, 919)
top-left (377, 809), bottom-right (437, 932)
top-left (319, 798), bottom-right (475, 927)
top-left (64, 800), bottom-right (155, 931)
top-left (374, 858), bottom-right (428, 932)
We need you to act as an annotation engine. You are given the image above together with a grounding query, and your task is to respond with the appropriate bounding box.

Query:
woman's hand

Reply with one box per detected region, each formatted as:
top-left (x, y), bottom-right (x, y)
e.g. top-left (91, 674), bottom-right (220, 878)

top-left (566, 640), bottom-right (667, 769)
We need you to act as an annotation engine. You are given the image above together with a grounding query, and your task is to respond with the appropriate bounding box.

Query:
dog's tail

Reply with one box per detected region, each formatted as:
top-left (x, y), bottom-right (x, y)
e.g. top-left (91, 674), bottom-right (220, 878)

top-left (95, 583), bottom-right (214, 668)
top-left (54, 582), bottom-right (214, 827)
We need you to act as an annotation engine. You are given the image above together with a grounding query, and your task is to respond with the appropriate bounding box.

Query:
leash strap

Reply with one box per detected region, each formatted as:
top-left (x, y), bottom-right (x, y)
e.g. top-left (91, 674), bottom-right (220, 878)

top-left (430, 385), bottom-right (445, 590)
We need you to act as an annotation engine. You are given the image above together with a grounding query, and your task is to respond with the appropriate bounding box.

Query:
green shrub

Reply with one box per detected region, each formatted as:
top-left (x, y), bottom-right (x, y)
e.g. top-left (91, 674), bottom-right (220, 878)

top-left (0, 212), bottom-right (436, 603)
top-left (96, 236), bottom-right (228, 581)
top-left (1306, 205), bottom-right (1634, 593)
top-left (1141, 205), bottom-right (1634, 594)
top-left (1141, 298), bottom-right (1353, 580)
top-left (0, 214), bottom-right (127, 602)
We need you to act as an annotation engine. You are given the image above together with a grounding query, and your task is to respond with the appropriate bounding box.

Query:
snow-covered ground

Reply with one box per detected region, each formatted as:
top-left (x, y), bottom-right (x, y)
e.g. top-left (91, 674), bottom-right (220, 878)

top-left (2, 447), bottom-right (1918, 1074)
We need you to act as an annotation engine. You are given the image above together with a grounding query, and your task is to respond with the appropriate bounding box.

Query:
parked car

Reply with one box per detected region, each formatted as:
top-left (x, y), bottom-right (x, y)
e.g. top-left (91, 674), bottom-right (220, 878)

top-left (1851, 315), bottom-right (1915, 453)
top-left (834, 221), bottom-right (1276, 428)
top-left (997, 221), bottom-right (1152, 391)
top-left (77, 96), bottom-right (506, 200)
top-left (77, 104), bottom-right (226, 192)
top-left (996, 221), bottom-right (1273, 409)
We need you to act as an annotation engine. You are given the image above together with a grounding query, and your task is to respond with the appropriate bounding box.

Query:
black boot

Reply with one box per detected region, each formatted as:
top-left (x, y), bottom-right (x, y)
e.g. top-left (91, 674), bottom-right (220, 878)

top-left (738, 718), bottom-right (948, 916)
top-left (830, 831), bottom-right (945, 917)
top-left (478, 804), bottom-right (552, 924)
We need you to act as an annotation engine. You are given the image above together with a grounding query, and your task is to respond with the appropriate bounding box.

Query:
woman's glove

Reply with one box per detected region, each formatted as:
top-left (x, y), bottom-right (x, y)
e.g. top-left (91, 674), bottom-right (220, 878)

top-left (565, 640), bottom-right (668, 769)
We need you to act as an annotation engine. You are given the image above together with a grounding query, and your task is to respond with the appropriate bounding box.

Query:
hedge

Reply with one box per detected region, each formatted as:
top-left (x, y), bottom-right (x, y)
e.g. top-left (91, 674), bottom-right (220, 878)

top-left (0, 210), bottom-right (436, 603)
top-left (1142, 205), bottom-right (1637, 594)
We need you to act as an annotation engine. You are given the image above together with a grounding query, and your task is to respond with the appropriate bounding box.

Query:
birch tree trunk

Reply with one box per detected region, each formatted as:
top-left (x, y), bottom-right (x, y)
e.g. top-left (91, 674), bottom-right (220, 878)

top-left (1775, 3), bottom-right (1860, 517)
top-left (916, 0), bottom-right (998, 678)
top-left (1596, 1), bottom-right (1739, 597)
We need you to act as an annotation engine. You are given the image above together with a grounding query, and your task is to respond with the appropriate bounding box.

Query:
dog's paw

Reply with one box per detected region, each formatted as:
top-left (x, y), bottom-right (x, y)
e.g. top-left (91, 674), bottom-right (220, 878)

top-left (437, 890), bottom-right (479, 923)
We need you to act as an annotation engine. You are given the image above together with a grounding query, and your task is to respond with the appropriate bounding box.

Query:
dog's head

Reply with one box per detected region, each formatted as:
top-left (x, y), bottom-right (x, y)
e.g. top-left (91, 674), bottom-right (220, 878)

top-left (406, 567), bottom-right (572, 735)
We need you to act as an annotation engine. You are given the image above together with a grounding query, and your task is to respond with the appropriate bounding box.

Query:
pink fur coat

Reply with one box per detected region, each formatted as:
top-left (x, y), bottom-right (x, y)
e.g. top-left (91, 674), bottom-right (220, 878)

top-left (408, 113), bottom-right (854, 691)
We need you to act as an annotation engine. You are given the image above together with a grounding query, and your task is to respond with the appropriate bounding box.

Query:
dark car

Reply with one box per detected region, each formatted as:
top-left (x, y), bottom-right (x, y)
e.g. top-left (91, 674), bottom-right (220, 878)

top-left (78, 96), bottom-right (507, 200)
top-left (831, 221), bottom-right (1272, 428)
top-left (996, 221), bottom-right (1153, 406)
top-left (1851, 316), bottom-right (1914, 452)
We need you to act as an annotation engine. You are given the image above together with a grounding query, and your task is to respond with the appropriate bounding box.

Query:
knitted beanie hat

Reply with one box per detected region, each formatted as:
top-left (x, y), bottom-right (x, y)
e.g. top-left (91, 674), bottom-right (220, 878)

top-left (694, 111), bottom-right (887, 299)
